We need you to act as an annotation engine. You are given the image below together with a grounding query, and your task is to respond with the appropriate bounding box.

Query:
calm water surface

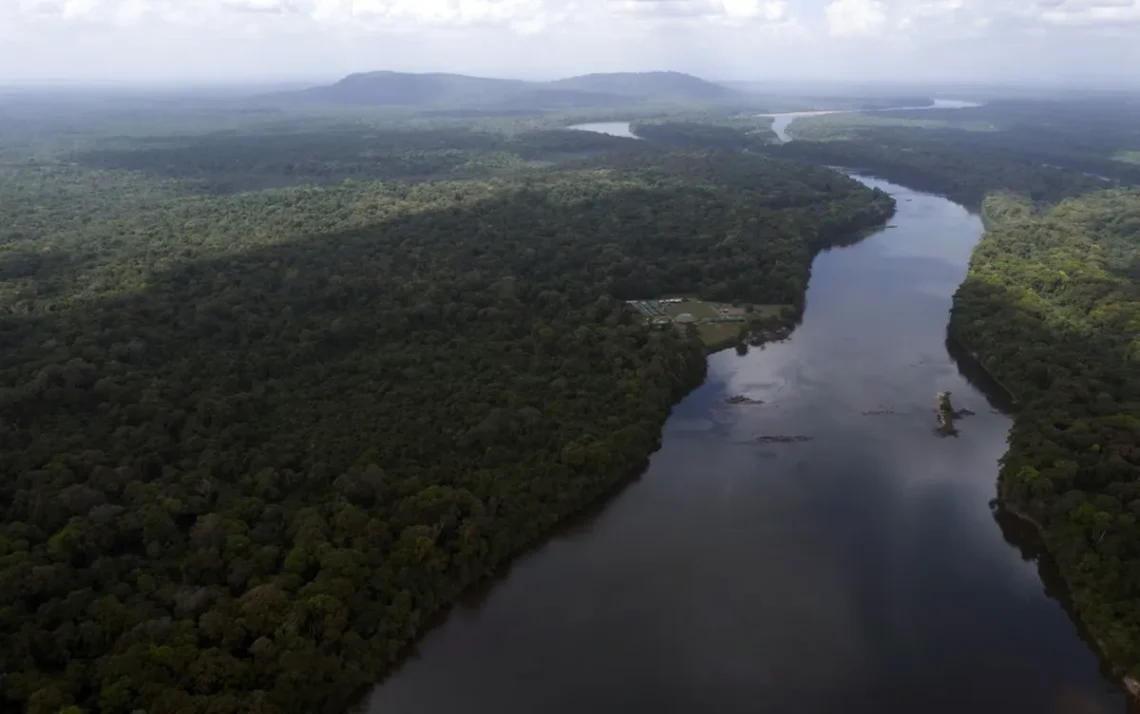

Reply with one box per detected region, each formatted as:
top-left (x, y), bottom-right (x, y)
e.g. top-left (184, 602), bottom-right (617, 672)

top-left (363, 156), bottom-right (1125, 713)
top-left (567, 121), bottom-right (642, 139)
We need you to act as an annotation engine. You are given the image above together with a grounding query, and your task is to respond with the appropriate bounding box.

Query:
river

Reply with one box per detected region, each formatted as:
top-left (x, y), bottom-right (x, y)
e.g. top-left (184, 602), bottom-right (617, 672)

top-left (566, 121), bottom-right (642, 139)
top-left (361, 126), bottom-right (1126, 714)
top-left (762, 99), bottom-right (983, 142)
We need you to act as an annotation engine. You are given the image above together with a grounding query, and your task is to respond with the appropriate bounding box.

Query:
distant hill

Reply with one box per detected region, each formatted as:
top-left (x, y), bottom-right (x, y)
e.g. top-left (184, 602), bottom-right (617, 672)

top-left (294, 71), bottom-right (528, 107)
top-left (285, 70), bottom-right (740, 109)
top-left (548, 72), bottom-right (739, 103)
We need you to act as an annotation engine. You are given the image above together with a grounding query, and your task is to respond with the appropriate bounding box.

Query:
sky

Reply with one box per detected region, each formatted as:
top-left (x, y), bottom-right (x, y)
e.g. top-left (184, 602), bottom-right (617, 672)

top-left (1, 0), bottom-right (1138, 86)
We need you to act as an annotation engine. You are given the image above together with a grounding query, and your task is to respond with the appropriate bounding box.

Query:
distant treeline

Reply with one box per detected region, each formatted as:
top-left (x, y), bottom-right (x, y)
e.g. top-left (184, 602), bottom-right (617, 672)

top-left (71, 128), bottom-right (639, 193)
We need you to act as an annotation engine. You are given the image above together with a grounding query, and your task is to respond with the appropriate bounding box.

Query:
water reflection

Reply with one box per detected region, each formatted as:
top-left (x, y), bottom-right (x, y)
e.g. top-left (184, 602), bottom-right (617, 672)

top-left (993, 509), bottom-right (1137, 714)
top-left (362, 178), bottom-right (1125, 714)
top-left (567, 122), bottom-right (642, 139)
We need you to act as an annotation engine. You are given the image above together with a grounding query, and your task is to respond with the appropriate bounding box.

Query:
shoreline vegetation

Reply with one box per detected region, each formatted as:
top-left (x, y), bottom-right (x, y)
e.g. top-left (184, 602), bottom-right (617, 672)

top-left (0, 110), bottom-right (895, 713)
top-left (936, 391), bottom-right (958, 436)
top-left (950, 190), bottom-right (1140, 699)
top-left (756, 105), bottom-right (1140, 700)
top-left (6, 84), bottom-right (1138, 711)
top-left (996, 502), bottom-right (1140, 698)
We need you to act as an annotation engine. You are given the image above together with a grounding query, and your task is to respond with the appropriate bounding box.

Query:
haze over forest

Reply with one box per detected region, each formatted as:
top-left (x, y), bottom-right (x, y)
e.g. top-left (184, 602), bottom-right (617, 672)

top-left (4, 0), bottom-right (1140, 712)
top-left (2, 0), bottom-right (1140, 88)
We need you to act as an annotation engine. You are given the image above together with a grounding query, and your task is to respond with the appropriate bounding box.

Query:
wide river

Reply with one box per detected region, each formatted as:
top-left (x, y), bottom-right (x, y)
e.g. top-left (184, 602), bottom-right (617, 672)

top-left (362, 124), bottom-right (1126, 714)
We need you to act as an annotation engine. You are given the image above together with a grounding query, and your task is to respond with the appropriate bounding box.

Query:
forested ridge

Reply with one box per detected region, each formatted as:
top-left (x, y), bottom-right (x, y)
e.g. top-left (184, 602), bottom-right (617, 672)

top-left (950, 190), bottom-right (1140, 687)
top-left (0, 122), bottom-right (893, 714)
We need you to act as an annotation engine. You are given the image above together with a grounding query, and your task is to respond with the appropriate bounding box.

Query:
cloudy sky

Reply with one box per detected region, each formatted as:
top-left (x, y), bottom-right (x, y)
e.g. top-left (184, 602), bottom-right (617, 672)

top-left (1, 0), bottom-right (1138, 85)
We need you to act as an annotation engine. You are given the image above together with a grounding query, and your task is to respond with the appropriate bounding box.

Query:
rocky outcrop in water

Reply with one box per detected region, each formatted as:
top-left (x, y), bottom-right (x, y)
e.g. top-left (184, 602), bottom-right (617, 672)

top-left (756, 435), bottom-right (813, 444)
top-left (747, 326), bottom-right (792, 346)
top-left (937, 391), bottom-right (958, 436)
top-left (726, 395), bottom-right (765, 405)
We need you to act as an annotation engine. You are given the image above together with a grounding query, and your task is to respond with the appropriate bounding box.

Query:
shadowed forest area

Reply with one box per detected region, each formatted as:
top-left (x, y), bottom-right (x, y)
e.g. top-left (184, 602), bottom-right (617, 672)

top-left (0, 104), bottom-right (893, 713)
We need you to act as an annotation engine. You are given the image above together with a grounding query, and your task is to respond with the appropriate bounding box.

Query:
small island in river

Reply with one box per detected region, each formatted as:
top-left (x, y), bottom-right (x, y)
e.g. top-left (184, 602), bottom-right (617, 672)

top-left (757, 435), bottom-right (814, 444)
top-left (936, 390), bottom-right (958, 435)
top-left (725, 395), bottom-right (765, 405)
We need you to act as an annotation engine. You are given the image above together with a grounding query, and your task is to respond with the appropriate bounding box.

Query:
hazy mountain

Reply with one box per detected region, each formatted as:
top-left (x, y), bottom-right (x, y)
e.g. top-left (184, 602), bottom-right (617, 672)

top-left (286, 70), bottom-right (740, 108)
top-left (549, 71), bottom-right (739, 103)
top-left (294, 71), bottom-right (527, 106)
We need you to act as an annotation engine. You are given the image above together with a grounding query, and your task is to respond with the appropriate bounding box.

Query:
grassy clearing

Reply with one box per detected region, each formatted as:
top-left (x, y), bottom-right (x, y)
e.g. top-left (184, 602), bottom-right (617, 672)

top-left (651, 299), bottom-right (795, 350)
top-left (696, 322), bottom-right (742, 350)
top-left (662, 299), bottom-right (789, 320)
top-left (664, 299), bottom-right (720, 320)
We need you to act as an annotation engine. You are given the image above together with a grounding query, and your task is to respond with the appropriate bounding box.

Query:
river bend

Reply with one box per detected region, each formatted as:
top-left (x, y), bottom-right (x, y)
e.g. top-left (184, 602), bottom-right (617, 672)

top-left (362, 134), bottom-right (1124, 714)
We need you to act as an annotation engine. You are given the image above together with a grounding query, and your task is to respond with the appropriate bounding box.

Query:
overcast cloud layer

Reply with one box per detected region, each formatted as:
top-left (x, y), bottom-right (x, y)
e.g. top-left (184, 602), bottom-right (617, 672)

top-left (1, 0), bottom-right (1138, 85)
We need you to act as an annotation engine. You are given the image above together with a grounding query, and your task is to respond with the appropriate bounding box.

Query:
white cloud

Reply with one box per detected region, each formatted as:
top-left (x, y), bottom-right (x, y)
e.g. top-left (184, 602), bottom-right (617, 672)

top-left (1037, 0), bottom-right (1140, 25)
top-left (10, 0), bottom-right (1139, 37)
top-left (7, 0), bottom-right (799, 30)
top-left (2, 0), bottom-right (1140, 83)
top-left (223, 0), bottom-right (300, 13)
top-left (825, 0), bottom-right (887, 36)
top-left (718, 0), bottom-right (788, 21)
top-left (819, 0), bottom-right (1140, 42)
top-left (19, 0), bottom-right (103, 19)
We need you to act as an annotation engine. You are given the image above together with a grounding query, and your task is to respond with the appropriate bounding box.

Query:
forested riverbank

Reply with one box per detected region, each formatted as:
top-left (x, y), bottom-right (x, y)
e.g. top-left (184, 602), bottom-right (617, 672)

top-left (769, 136), bottom-right (1109, 208)
top-left (0, 118), bottom-right (894, 714)
top-left (950, 190), bottom-right (1140, 693)
top-left (754, 99), bottom-right (1140, 695)
top-left (7, 89), bottom-right (1137, 712)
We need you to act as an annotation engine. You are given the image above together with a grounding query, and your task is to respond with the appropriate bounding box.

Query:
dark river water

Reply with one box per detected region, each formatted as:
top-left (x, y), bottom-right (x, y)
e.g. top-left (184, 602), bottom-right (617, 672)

top-left (362, 142), bottom-right (1126, 713)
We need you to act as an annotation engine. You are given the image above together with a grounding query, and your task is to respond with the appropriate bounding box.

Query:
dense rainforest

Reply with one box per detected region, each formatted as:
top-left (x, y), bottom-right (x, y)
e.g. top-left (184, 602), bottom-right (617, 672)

top-left (769, 133), bottom-right (1112, 207)
top-left (787, 98), bottom-right (1140, 184)
top-left (9, 87), bottom-right (1140, 711)
top-left (950, 190), bottom-right (1140, 687)
top-left (68, 126), bottom-right (642, 193)
top-left (770, 99), bottom-right (1140, 206)
top-left (629, 119), bottom-right (770, 151)
top-left (0, 113), bottom-right (894, 714)
top-left (627, 107), bottom-right (1124, 208)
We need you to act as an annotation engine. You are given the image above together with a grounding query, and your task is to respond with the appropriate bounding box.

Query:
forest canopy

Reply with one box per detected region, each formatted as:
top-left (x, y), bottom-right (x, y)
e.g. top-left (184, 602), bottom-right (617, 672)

top-left (950, 189), bottom-right (1140, 682)
top-left (0, 115), bottom-right (893, 714)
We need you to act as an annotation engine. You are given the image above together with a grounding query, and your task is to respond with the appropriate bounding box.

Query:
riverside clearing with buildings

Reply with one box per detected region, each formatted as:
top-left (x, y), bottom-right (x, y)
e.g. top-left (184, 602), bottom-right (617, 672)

top-left (625, 298), bottom-right (791, 349)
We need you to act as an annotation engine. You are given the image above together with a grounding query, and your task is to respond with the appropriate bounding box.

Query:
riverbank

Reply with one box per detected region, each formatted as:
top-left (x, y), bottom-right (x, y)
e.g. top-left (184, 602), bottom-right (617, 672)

top-left (949, 187), bottom-right (1140, 702)
top-left (966, 356), bottom-right (1140, 700)
top-left (996, 502), bottom-right (1140, 699)
top-left (365, 172), bottom-right (1122, 714)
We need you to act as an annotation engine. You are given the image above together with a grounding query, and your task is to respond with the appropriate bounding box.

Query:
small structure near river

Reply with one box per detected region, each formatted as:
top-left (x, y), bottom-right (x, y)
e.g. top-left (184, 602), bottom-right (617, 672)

top-left (625, 297), bottom-right (793, 350)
